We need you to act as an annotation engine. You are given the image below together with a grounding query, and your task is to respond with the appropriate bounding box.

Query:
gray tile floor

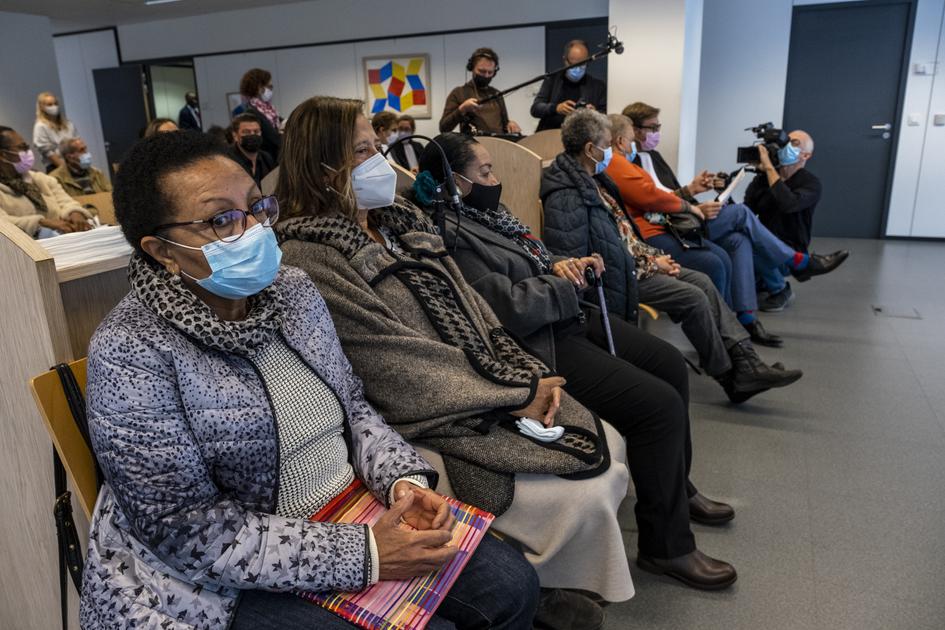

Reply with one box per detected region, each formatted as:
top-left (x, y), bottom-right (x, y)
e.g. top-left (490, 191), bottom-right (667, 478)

top-left (604, 238), bottom-right (945, 630)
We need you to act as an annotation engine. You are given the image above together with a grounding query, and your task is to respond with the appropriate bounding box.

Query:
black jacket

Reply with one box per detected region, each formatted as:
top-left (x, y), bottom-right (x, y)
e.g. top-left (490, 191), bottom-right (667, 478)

top-left (530, 73), bottom-right (607, 131)
top-left (245, 105), bottom-right (282, 162)
top-left (440, 205), bottom-right (581, 367)
top-left (389, 139), bottom-right (424, 171)
top-left (540, 153), bottom-right (640, 323)
top-left (227, 145), bottom-right (275, 188)
top-left (744, 168), bottom-right (822, 252)
top-left (177, 105), bottom-right (201, 131)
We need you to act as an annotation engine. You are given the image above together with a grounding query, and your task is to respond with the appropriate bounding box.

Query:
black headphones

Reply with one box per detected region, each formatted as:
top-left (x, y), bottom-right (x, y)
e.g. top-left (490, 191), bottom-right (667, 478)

top-left (466, 47), bottom-right (500, 73)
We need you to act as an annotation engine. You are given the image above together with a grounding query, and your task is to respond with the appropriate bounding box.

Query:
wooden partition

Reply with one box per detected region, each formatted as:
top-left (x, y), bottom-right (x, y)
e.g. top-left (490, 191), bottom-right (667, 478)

top-left (518, 129), bottom-right (564, 165)
top-left (391, 162), bottom-right (417, 195)
top-left (475, 137), bottom-right (544, 237)
top-left (75, 192), bottom-right (116, 225)
top-left (0, 221), bottom-right (129, 627)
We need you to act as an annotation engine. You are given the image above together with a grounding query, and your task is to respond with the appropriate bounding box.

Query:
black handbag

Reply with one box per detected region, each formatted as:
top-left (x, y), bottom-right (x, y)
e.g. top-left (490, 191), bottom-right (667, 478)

top-left (51, 363), bottom-right (101, 630)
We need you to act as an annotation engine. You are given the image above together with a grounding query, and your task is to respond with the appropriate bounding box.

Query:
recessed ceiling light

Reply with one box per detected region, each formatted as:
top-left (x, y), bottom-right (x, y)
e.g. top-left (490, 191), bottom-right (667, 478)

top-left (145, 0), bottom-right (185, 5)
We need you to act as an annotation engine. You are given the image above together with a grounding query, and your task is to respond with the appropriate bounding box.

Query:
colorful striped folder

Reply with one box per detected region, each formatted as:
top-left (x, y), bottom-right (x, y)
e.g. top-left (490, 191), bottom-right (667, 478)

top-left (298, 479), bottom-right (495, 630)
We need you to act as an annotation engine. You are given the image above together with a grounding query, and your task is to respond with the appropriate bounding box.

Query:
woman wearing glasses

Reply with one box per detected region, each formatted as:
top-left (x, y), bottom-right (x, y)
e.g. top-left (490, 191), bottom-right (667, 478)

top-left (79, 130), bottom-right (539, 629)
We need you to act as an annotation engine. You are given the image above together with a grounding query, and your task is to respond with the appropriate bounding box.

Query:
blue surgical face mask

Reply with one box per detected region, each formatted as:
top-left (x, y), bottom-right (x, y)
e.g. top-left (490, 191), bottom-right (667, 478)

top-left (160, 222), bottom-right (282, 299)
top-left (626, 141), bottom-right (637, 163)
top-left (778, 143), bottom-right (802, 166)
top-left (565, 65), bottom-right (586, 82)
top-left (591, 145), bottom-right (613, 175)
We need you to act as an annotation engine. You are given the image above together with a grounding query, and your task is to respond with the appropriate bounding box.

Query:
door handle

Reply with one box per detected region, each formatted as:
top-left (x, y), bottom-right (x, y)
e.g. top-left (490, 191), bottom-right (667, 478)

top-left (871, 123), bottom-right (892, 131)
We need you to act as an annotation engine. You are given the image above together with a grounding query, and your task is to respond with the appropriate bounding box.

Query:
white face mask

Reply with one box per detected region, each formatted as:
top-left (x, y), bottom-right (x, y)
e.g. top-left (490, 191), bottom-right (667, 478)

top-left (352, 151), bottom-right (397, 210)
top-left (387, 130), bottom-right (400, 145)
top-left (44, 105), bottom-right (60, 117)
top-left (261, 88), bottom-right (273, 103)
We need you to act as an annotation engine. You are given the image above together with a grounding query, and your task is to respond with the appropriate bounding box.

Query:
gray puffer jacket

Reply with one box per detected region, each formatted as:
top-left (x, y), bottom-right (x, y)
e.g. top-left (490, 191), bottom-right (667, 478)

top-left (80, 266), bottom-right (435, 629)
top-left (540, 153), bottom-right (640, 322)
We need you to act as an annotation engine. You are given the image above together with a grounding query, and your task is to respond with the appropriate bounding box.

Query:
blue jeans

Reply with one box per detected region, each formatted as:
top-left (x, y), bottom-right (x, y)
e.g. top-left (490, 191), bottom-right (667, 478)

top-left (707, 203), bottom-right (795, 294)
top-left (646, 233), bottom-right (737, 309)
top-left (230, 534), bottom-right (539, 630)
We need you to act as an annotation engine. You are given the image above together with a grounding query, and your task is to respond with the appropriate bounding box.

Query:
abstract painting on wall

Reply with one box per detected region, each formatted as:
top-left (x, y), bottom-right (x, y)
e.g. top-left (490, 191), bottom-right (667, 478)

top-left (363, 54), bottom-right (431, 118)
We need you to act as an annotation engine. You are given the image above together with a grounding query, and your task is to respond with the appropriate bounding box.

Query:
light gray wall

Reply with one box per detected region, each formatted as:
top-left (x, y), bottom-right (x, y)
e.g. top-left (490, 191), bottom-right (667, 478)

top-left (117, 0), bottom-right (608, 61)
top-left (151, 65), bottom-right (197, 123)
top-left (0, 11), bottom-right (63, 154)
top-left (608, 0), bottom-right (704, 179)
top-left (195, 26), bottom-right (545, 140)
top-left (695, 0), bottom-right (945, 238)
top-left (53, 29), bottom-right (119, 181)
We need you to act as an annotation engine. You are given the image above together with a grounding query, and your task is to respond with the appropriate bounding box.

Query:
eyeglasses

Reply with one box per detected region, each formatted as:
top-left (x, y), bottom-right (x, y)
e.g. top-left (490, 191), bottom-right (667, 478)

top-left (637, 124), bottom-right (662, 132)
top-left (154, 195), bottom-right (280, 243)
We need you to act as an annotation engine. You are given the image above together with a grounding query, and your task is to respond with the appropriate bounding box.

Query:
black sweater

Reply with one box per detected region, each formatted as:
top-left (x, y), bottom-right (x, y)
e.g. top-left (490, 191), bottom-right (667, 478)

top-left (744, 168), bottom-right (822, 252)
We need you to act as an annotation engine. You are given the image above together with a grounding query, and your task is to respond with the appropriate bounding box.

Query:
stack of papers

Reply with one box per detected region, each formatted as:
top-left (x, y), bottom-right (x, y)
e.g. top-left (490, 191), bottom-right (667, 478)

top-left (39, 225), bottom-right (133, 273)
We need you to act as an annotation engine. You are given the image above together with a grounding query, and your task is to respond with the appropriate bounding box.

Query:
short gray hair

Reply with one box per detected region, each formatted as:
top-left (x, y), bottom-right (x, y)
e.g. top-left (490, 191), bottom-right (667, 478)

top-left (561, 109), bottom-right (611, 156)
top-left (59, 137), bottom-right (83, 157)
top-left (607, 114), bottom-right (633, 139)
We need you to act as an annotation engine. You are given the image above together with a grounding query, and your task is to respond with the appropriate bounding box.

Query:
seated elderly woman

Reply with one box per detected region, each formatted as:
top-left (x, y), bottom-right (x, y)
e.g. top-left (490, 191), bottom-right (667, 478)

top-left (0, 126), bottom-right (92, 237)
top-left (80, 130), bottom-right (539, 629)
top-left (411, 132), bottom-right (739, 591)
top-left (540, 111), bottom-right (802, 404)
top-left (274, 96), bottom-right (634, 625)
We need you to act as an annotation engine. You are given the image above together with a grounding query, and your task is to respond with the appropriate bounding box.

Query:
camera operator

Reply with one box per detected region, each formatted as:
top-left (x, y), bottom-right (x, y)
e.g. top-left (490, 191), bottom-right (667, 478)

top-left (744, 131), bottom-right (848, 310)
top-left (745, 130), bottom-right (819, 253)
top-left (440, 47), bottom-right (521, 135)
top-left (530, 40), bottom-right (607, 131)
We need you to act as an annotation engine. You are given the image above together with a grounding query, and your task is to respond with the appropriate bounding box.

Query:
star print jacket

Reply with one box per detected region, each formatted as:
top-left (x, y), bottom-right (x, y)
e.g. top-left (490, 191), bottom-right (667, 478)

top-left (80, 266), bottom-right (436, 629)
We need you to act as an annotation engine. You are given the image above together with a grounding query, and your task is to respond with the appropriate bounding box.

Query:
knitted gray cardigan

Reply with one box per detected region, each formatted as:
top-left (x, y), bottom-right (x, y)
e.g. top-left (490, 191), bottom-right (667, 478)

top-left (276, 202), bottom-right (610, 515)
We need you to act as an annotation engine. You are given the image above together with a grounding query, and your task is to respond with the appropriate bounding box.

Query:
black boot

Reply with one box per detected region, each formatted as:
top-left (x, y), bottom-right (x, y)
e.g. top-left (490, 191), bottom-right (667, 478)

top-left (716, 341), bottom-right (803, 403)
top-left (533, 588), bottom-right (604, 630)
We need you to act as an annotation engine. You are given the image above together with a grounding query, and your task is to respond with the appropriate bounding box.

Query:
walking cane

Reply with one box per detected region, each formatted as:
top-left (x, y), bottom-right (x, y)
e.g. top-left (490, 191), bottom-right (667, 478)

top-left (585, 267), bottom-right (616, 357)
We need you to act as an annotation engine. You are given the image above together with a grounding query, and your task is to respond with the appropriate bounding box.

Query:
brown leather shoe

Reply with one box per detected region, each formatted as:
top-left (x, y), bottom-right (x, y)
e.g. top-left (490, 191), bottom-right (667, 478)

top-left (689, 492), bottom-right (735, 526)
top-left (637, 550), bottom-right (737, 590)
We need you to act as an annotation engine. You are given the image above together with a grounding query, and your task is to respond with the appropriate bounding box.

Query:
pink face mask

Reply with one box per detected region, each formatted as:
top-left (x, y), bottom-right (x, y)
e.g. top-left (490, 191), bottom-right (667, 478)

top-left (642, 131), bottom-right (660, 151)
top-left (6, 149), bottom-right (35, 174)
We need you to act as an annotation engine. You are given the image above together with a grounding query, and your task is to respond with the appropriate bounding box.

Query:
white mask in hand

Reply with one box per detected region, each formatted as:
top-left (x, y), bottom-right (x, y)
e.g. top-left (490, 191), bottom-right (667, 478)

top-left (352, 151), bottom-right (397, 209)
top-left (515, 418), bottom-right (565, 443)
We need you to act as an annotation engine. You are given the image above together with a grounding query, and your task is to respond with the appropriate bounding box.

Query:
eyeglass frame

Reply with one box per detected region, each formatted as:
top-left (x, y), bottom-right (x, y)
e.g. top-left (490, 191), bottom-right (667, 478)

top-left (152, 195), bottom-right (280, 243)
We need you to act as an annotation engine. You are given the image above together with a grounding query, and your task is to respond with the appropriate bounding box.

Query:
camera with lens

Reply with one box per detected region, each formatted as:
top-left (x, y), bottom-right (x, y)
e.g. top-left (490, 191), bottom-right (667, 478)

top-left (574, 98), bottom-right (589, 110)
top-left (736, 122), bottom-right (789, 166)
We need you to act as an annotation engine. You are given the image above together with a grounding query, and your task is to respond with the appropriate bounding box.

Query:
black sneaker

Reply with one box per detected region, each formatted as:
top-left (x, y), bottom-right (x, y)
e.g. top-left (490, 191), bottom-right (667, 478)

top-left (759, 282), bottom-right (794, 312)
top-left (792, 250), bottom-right (849, 282)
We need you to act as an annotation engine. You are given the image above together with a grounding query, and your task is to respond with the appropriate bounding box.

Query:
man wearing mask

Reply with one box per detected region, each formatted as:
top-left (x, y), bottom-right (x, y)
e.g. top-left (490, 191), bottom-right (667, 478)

top-left (371, 111), bottom-right (399, 158)
top-left (51, 137), bottom-right (112, 197)
top-left (530, 40), bottom-right (607, 131)
top-left (178, 91), bottom-right (202, 131)
top-left (227, 113), bottom-right (274, 188)
top-left (389, 114), bottom-right (424, 173)
top-left (440, 48), bottom-right (522, 135)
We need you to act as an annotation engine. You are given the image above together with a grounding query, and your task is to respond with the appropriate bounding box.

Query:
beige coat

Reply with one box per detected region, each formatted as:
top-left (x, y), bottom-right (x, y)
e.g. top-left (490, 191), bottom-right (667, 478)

top-left (0, 170), bottom-right (89, 236)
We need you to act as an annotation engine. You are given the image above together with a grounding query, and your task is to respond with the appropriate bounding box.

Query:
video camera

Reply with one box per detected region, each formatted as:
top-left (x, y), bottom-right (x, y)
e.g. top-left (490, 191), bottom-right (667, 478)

top-left (736, 122), bottom-right (789, 167)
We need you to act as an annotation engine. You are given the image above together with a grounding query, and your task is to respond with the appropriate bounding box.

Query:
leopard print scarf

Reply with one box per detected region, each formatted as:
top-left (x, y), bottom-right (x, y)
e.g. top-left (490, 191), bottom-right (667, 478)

top-left (0, 174), bottom-right (48, 214)
top-left (127, 253), bottom-right (285, 355)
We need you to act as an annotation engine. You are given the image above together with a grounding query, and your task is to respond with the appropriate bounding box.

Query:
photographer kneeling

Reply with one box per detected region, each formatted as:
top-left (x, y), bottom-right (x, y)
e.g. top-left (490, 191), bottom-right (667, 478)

top-left (744, 131), bottom-right (849, 310)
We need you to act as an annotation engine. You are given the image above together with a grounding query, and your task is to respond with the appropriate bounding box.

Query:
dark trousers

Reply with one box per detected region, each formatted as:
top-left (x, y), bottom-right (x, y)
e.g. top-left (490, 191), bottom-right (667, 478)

top-left (646, 233), bottom-right (738, 310)
top-left (231, 534), bottom-right (539, 629)
top-left (554, 312), bottom-right (697, 559)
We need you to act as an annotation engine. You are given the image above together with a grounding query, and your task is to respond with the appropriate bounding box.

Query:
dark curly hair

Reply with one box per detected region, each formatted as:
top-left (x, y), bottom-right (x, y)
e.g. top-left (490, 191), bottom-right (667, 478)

top-left (239, 68), bottom-right (272, 99)
top-left (114, 130), bottom-right (228, 258)
top-left (418, 132), bottom-right (479, 182)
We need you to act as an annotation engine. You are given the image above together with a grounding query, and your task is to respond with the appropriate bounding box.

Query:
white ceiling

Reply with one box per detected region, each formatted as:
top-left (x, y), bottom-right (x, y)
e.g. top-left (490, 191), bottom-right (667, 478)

top-left (0, 0), bottom-right (315, 32)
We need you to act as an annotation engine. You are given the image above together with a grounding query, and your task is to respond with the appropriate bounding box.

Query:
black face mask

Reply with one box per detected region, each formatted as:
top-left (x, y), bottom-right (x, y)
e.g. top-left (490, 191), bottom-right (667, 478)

top-left (240, 134), bottom-right (263, 153)
top-left (472, 74), bottom-right (492, 89)
top-left (463, 181), bottom-right (503, 212)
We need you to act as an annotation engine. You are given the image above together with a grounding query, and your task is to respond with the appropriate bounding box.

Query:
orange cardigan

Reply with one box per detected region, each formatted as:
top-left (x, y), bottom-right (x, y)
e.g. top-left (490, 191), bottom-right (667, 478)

top-left (605, 152), bottom-right (685, 240)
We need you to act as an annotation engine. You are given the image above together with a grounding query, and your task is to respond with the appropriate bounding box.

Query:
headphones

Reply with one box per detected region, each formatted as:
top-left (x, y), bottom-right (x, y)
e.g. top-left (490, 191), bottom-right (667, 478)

top-left (466, 47), bottom-right (500, 73)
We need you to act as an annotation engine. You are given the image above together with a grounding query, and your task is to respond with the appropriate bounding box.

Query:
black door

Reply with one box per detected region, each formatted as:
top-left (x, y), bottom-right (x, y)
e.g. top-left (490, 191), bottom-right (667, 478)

top-left (545, 18), bottom-right (609, 82)
top-left (93, 66), bottom-right (150, 177)
top-left (783, 0), bottom-right (914, 238)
